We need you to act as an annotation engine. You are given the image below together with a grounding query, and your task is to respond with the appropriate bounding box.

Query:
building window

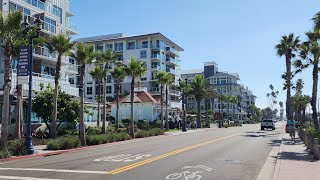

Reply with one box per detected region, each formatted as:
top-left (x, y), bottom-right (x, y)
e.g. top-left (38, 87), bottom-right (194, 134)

top-left (87, 87), bottom-right (93, 95)
top-left (141, 77), bottom-right (147, 81)
top-left (115, 42), bottom-right (123, 51)
top-left (127, 42), bottom-right (135, 50)
top-left (117, 53), bottom-right (123, 61)
top-left (106, 44), bottom-right (113, 50)
top-left (87, 76), bottom-right (93, 84)
top-left (44, 17), bottom-right (56, 33)
top-left (106, 86), bottom-right (112, 94)
top-left (107, 75), bottom-right (112, 83)
top-left (69, 58), bottom-right (75, 64)
top-left (69, 78), bottom-right (74, 85)
top-left (96, 45), bottom-right (103, 52)
top-left (140, 50), bottom-right (147, 59)
top-left (142, 41), bottom-right (148, 48)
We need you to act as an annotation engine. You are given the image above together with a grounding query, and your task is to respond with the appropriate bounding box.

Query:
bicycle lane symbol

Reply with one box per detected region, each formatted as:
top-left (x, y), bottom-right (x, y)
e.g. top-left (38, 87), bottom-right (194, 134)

top-left (166, 165), bottom-right (213, 180)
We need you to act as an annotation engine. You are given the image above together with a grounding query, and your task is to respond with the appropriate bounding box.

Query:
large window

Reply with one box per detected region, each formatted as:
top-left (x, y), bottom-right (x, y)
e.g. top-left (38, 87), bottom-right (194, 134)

top-left (107, 75), bottom-right (112, 83)
top-left (52, 5), bottom-right (62, 23)
top-left (69, 78), bottom-right (75, 85)
top-left (44, 17), bottom-right (56, 33)
top-left (142, 41), bottom-right (148, 48)
top-left (115, 42), bottom-right (123, 51)
top-left (127, 42), bottom-right (136, 50)
top-left (87, 87), bottom-right (93, 95)
top-left (87, 76), bottom-right (93, 84)
top-left (106, 44), bottom-right (113, 50)
top-left (140, 50), bottom-right (147, 59)
top-left (106, 86), bottom-right (112, 94)
top-left (96, 45), bottom-right (103, 52)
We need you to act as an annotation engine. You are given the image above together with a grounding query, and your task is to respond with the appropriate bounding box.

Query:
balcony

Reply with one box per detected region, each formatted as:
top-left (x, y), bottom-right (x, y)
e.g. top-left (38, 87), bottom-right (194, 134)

top-left (151, 54), bottom-right (161, 61)
top-left (150, 44), bottom-right (160, 50)
top-left (65, 64), bottom-right (78, 74)
top-left (170, 90), bottom-right (181, 96)
top-left (11, 70), bottom-right (79, 97)
top-left (66, 21), bottom-right (78, 34)
top-left (150, 87), bottom-right (160, 94)
top-left (166, 46), bottom-right (179, 56)
top-left (166, 57), bottom-right (176, 65)
top-left (33, 46), bottom-right (57, 62)
top-left (151, 65), bottom-right (161, 71)
top-left (166, 68), bottom-right (175, 74)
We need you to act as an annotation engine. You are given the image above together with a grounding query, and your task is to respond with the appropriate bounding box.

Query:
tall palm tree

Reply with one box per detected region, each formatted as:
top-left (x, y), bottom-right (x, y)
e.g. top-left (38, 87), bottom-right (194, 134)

top-left (164, 74), bottom-right (174, 130)
top-left (294, 31), bottom-right (320, 131)
top-left (230, 96), bottom-right (238, 121)
top-left (45, 34), bottom-right (75, 138)
top-left (279, 101), bottom-right (284, 120)
top-left (156, 72), bottom-right (168, 129)
top-left (189, 75), bottom-right (208, 128)
top-left (98, 49), bottom-right (118, 134)
top-left (89, 66), bottom-right (104, 127)
top-left (0, 11), bottom-right (25, 147)
top-left (110, 66), bottom-right (126, 129)
top-left (275, 33), bottom-right (300, 120)
top-left (70, 43), bottom-right (96, 146)
top-left (124, 57), bottom-right (147, 138)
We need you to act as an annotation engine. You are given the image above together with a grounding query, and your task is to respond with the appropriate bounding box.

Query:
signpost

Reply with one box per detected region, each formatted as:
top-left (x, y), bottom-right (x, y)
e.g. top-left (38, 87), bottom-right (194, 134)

top-left (17, 46), bottom-right (29, 77)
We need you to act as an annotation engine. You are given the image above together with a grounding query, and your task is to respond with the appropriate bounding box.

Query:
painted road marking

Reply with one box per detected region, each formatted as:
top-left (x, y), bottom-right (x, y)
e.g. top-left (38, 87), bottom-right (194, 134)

top-left (166, 165), bottom-right (212, 179)
top-left (0, 176), bottom-right (63, 180)
top-left (94, 154), bottom-right (151, 162)
top-left (107, 133), bottom-right (240, 174)
top-left (0, 168), bottom-right (106, 174)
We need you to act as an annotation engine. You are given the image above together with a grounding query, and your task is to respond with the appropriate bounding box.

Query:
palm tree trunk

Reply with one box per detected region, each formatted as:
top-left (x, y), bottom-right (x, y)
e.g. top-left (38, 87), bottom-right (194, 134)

top-left (232, 103), bottom-right (235, 121)
top-left (97, 82), bottom-right (101, 127)
top-left (160, 85), bottom-right (164, 129)
top-left (79, 65), bottom-right (86, 146)
top-left (0, 47), bottom-right (12, 147)
top-left (205, 99), bottom-right (209, 128)
top-left (116, 80), bottom-right (120, 129)
top-left (130, 78), bottom-right (135, 138)
top-left (285, 55), bottom-right (292, 119)
top-left (51, 55), bottom-right (62, 138)
top-left (165, 85), bottom-right (169, 130)
top-left (311, 61), bottom-right (319, 131)
top-left (102, 77), bottom-right (106, 134)
top-left (303, 108), bottom-right (306, 125)
top-left (197, 100), bottom-right (201, 128)
top-left (15, 84), bottom-right (22, 139)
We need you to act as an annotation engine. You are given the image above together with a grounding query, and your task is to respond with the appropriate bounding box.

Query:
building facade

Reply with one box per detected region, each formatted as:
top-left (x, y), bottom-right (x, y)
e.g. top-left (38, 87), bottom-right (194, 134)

top-left (0, 0), bottom-right (78, 124)
top-left (181, 61), bottom-right (256, 120)
top-left (76, 33), bottom-right (184, 109)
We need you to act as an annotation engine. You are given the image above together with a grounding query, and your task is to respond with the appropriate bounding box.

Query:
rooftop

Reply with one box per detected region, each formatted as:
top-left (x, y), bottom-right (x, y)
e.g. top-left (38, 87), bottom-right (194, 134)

top-left (180, 69), bottom-right (203, 75)
top-left (76, 32), bottom-right (184, 51)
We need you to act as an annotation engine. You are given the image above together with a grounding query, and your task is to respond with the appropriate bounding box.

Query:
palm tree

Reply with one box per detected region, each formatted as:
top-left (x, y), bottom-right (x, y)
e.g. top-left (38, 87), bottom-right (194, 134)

top-left (294, 31), bottom-right (320, 131)
top-left (279, 101), bottom-right (284, 120)
top-left (275, 33), bottom-right (300, 120)
top-left (189, 75), bottom-right (208, 128)
top-left (0, 11), bottom-right (25, 147)
top-left (124, 57), bottom-right (147, 138)
top-left (110, 66), bottom-right (126, 129)
top-left (45, 34), bottom-right (75, 138)
top-left (155, 72), bottom-right (168, 129)
top-left (70, 43), bottom-right (96, 146)
top-left (229, 96), bottom-right (238, 121)
top-left (89, 66), bottom-right (104, 127)
top-left (164, 74), bottom-right (174, 130)
top-left (98, 49), bottom-right (118, 134)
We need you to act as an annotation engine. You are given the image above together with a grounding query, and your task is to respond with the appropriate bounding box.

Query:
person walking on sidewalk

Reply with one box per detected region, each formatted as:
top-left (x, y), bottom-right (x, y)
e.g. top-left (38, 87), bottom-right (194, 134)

top-left (287, 117), bottom-right (296, 143)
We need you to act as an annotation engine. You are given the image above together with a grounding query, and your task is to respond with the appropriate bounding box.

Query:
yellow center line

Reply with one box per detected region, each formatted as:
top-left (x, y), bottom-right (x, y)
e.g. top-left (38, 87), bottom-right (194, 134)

top-left (106, 133), bottom-right (240, 175)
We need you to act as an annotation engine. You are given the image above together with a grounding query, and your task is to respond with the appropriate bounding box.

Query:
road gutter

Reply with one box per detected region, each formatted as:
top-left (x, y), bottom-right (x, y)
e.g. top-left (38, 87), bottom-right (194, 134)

top-left (256, 128), bottom-right (285, 180)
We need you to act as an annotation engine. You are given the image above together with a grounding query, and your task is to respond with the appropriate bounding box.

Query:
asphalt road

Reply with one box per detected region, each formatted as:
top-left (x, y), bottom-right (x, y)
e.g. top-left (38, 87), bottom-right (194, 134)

top-left (0, 122), bottom-right (284, 180)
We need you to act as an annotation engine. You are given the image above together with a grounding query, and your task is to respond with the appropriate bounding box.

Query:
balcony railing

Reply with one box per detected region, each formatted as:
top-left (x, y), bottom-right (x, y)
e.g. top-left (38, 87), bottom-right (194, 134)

top-left (34, 46), bottom-right (57, 60)
top-left (166, 57), bottom-right (176, 64)
top-left (166, 46), bottom-right (179, 55)
top-left (151, 54), bottom-right (161, 60)
top-left (151, 65), bottom-right (160, 71)
top-left (166, 68), bottom-right (175, 74)
top-left (150, 87), bottom-right (160, 93)
top-left (66, 64), bottom-right (78, 73)
top-left (66, 21), bottom-right (78, 32)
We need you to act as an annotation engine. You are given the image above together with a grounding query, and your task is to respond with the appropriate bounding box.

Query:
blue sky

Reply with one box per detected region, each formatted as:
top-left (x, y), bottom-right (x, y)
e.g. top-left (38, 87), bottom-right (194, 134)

top-left (70, 0), bottom-right (319, 110)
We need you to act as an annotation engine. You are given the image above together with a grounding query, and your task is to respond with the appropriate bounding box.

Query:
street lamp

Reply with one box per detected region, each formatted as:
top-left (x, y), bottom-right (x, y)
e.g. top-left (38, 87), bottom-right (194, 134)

top-left (22, 16), bottom-right (42, 155)
top-left (178, 78), bottom-right (187, 132)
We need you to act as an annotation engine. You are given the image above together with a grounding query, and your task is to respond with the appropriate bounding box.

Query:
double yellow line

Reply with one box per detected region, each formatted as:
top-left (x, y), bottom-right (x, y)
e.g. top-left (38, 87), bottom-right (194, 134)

top-left (107, 133), bottom-right (240, 175)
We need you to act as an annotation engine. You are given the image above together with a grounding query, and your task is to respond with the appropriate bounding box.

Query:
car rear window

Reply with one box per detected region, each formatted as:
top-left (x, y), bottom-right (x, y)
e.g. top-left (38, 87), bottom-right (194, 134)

top-left (263, 120), bottom-right (273, 122)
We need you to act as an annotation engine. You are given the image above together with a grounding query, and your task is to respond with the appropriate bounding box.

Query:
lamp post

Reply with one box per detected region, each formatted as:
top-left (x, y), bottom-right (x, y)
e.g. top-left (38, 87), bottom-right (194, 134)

top-left (22, 16), bottom-right (42, 155)
top-left (178, 78), bottom-right (187, 132)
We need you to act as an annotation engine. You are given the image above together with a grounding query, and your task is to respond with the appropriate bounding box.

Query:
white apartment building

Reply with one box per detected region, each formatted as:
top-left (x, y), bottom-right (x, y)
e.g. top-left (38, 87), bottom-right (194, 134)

top-left (75, 33), bottom-right (184, 109)
top-left (181, 61), bottom-right (256, 120)
top-left (0, 0), bottom-right (78, 122)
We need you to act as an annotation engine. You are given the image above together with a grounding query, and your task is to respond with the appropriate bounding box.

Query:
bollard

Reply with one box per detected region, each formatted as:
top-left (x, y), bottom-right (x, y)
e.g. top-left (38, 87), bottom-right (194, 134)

top-left (313, 138), bottom-right (320, 160)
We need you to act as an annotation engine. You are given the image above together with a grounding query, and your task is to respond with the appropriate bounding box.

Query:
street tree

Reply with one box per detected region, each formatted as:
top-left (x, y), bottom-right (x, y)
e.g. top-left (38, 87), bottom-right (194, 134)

top-left (45, 35), bottom-right (75, 138)
top-left (70, 43), bottom-right (96, 146)
top-left (89, 66), bottom-right (104, 127)
top-left (124, 57), bottom-right (147, 138)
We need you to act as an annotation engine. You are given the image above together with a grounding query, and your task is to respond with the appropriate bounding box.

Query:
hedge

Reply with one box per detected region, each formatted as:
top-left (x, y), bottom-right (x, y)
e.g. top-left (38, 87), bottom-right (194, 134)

top-left (47, 136), bottom-right (81, 150)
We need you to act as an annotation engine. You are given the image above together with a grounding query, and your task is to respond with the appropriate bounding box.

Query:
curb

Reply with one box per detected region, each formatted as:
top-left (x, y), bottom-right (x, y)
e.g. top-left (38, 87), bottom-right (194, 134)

top-left (256, 126), bottom-right (285, 180)
top-left (0, 134), bottom-right (170, 164)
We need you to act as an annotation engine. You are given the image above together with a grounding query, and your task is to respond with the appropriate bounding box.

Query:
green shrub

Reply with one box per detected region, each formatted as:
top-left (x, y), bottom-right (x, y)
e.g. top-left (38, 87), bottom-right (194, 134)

top-left (306, 127), bottom-right (318, 137)
top-left (135, 130), bottom-right (148, 138)
top-left (86, 132), bottom-right (131, 146)
top-left (86, 126), bottom-right (101, 135)
top-left (57, 128), bottom-right (79, 136)
top-left (148, 128), bottom-right (164, 136)
top-left (137, 120), bottom-right (150, 130)
top-left (0, 149), bottom-right (10, 159)
top-left (121, 119), bottom-right (130, 127)
top-left (47, 136), bottom-right (80, 150)
top-left (8, 139), bottom-right (27, 156)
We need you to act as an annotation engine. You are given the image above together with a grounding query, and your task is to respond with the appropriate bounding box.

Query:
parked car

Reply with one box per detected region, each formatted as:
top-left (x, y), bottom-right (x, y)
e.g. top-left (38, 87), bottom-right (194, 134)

top-left (261, 119), bottom-right (275, 130)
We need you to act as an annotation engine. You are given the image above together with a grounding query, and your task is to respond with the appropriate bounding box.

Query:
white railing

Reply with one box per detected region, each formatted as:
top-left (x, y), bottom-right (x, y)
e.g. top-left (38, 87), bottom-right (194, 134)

top-left (34, 46), bottom-right (57, 59)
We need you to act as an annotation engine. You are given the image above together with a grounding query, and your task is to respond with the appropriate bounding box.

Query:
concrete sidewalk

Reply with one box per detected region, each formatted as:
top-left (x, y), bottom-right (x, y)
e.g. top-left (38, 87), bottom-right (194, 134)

top-left (272, 133), bottom-right (320, 180)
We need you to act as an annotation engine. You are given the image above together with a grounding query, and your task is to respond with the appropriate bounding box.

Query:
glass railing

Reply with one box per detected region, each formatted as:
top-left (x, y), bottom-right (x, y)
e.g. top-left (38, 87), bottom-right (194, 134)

top-left (66, 21), bottom-right (78, 32)
top-left (33, 46), bottom-right (57, 59)
top-left (166, 46), bottom-right (179, 55)
top-left (151, 66), bottom-right (161, 70)
top-left (150, 87), bottom-right (160, 92)
top-left (166, 68), bottom-right (175, 74)
top-left (166, 57), bottom-right (175, 64)
top-left (151, 54), bottom-right (161, 59)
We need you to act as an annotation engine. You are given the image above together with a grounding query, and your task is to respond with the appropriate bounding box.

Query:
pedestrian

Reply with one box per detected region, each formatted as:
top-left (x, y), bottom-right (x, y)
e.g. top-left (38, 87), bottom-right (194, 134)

top-left (287, 116), bottom-right (296, 143)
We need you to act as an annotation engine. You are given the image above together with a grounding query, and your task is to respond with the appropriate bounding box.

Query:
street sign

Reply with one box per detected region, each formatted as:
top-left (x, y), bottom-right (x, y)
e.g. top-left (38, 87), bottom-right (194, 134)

top-left (17, 46), bottom-right (29, 76)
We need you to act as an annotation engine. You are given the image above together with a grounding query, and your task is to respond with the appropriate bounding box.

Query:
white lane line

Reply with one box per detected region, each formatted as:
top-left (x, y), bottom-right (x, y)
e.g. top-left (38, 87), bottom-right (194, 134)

top-left (0, 175), bottom-right (63, 180)
top-left (0, 168), bottom-right (107, 174)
